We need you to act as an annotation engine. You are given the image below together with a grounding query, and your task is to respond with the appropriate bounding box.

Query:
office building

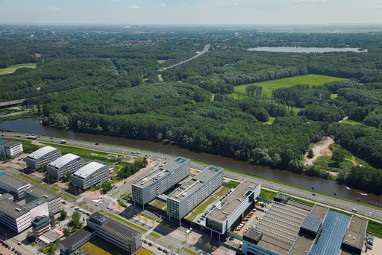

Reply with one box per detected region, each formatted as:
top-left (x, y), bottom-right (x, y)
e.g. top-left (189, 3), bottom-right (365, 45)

top-left (0, 140), bottom-right (23, 159)
top-left (206, 181), bottom-right (261, 236)
top-left (47, 153), bottom-right (83, 179)
top-left (87, 212), bottom-right (142, 254)
top-left (167, 166), bottom-right (223, 221)
top-left (60, 212), bottom-right (142, 255)
top-left (0, 178), bottom-right (61, 233)
top-left (25, 146), bottom-right (61, 170)
top-left (0, 171), bottom-right (31, 199)
top-left (60, 228), bottom-right (93, 255)
top-left (71, 162), bottom-right (109, 190)
top-left (132, 157), bottom-right (190, 207)
top-left (32, 215), bottom-right (51, 237)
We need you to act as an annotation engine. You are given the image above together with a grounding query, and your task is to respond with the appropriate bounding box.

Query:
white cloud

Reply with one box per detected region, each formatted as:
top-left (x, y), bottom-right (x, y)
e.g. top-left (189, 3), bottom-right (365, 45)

top-left (49, 6), bottom-right (61, 10)
top-left (130, 5), bottom-right (139, 9)
top-left (160, 3), bottom-right (167, 7)
top-left (376, 5), bottom-right (382, 8)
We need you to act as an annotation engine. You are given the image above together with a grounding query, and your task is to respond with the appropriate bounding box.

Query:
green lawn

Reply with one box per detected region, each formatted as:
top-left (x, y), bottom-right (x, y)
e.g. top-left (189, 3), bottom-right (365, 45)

top-left (182, 247), bottom-right (199, 255)
top-left (214, 186), bottom-right (231, 197)
top-left (0, 63), bottom-right (36, 76)
top-left (367, 221), bottom-right (382, 238)
top-left (222, 180), bottom-right (241, 189)
top-left (233, 74), bottom-right (347, 98)
top-left (186, 197), bottom-right (217, 221)
top-left (149, 198), bottom-right (167, 209)
top-left (340, 119), bottom-right (363, 125)
top-left (157, 60), bottom-right (167, 64)
top-left (259, 189), bottom-right (277, 200)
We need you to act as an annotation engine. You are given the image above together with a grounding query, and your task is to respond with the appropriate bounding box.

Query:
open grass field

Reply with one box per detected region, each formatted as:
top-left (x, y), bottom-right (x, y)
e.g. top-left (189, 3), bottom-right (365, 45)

top-left (233, 74), bottom-right (347, 98)
top-left (81, 237), bottom-right (126, 255)
top-left (0, 63), bottom-right (36, 76)
top-left (214, 186), bottom-right (231, 197)
top-left (186, 197), bottom-right (217, 221)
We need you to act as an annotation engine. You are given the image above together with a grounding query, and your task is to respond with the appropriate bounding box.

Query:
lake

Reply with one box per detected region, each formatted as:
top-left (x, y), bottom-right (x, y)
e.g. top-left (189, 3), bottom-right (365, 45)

top-left (248, 47), bottom-right (368, 53)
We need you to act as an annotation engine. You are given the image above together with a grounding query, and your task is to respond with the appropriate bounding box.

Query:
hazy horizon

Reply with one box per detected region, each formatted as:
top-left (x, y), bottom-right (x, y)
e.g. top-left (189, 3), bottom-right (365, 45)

top-left (0, 0), bottom-right (381, 25)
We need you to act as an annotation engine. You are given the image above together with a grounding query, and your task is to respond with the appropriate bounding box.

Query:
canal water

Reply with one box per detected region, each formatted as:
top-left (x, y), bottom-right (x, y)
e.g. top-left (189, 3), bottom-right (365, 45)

top-left (1, 118), bottom-right (381, 205)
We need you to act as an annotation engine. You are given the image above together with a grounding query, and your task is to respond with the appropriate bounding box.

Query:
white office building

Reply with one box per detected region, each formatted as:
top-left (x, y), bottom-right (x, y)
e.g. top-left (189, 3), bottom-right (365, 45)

top-left (167, 166), bottom-right (223, 221)
top-left (0, 140), bottom-right (23, 159)
top-left (132, 157), bottom-right (190, 207)
top-left (26, 146), bottom-right (61, 170)
top-left (47, 153), bottom-right (83, 179)
top-left (0, 182), bottom-right (61, 233)
top-left (0, 171), bottom-right (31, 199)
top-left (71, 162), bottom-right (109, 190)
top-left (205, 181), bottom-right (261, 236)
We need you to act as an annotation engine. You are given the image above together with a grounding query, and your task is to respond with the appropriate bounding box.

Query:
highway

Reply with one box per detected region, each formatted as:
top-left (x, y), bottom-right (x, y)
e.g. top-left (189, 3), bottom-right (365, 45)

top-left (2, 132), bottom-right (382, 223)
top-left (158, 44), bottom-right (210, 72)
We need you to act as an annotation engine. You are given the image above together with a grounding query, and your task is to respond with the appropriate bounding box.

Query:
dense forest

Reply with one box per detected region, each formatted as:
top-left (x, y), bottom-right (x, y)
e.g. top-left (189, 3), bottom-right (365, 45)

top-left (1, 25), bottom-right (382, 193)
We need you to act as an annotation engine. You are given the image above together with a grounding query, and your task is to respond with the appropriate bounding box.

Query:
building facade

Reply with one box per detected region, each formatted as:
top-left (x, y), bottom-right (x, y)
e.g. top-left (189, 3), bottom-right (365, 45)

top-left (47, 153), bottom-right (83, 179)
top-left (0, 140), bottom-right (23, 159)
top-left (132, 157), bottom-right (190, 206)
top-left (0, 171), bottom-right (31, 199)
top-left (25, 146), bottom-right (61, 170)
top-left (60, 228), bottom-right (93, 255)
top-left (71, 162), bottom-right (109, 190)
top-left (87, 212), bottom-right (141, 254)
top-left (167, 166), bottom-right (223, 220)
top-left (32, 215), bottom-right (51, 237)
top-left (0, 180), bottom-right (62, 233)
top-left (206, 181), bottom-right (261, 235)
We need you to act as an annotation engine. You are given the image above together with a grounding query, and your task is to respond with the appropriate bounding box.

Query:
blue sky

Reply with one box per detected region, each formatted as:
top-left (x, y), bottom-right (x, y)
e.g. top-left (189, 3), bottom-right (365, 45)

top-left (0, 0), bottom-right (381, 25)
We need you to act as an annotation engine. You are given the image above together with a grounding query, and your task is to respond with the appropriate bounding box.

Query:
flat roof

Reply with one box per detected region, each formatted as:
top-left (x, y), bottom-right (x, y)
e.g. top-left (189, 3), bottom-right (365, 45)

top-left (0, 140), bottom-right (21, 147)
top-left (207, 180), bottom-right (259, 222)
top-left (90, 212), bottom-right (141, 241)
top-left (28, 146), bottom-right (58, 160)
top-left (342, 216), bottom-right (368, 250)
top-left (60, 228), bottom-right (93, 248)
top-left (73, 162), bottom-right (106, 178)
top-left (48, 153), bottom-right (81, 168)
top-left (0, 196), bottom-right (29, 218)
top-left (168, 166), bottom-right (222, 200)
top-left (0, 171), bottom-right (30, 189)
top-left (134, 157), bottom-right (189, 188)
top-left (311, 204), bottom-right (329, 220)
top-left (289, 236), bottom-right (314, 255)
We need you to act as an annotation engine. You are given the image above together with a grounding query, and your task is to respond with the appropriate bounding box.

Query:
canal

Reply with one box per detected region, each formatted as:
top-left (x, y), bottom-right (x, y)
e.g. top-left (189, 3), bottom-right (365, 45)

top-left (1, 118), bottom-right (381, 206)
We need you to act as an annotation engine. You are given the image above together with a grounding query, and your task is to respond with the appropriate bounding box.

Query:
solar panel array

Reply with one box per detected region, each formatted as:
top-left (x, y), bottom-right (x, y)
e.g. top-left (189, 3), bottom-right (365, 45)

top-left (309, 210), bottom-right (351, 255)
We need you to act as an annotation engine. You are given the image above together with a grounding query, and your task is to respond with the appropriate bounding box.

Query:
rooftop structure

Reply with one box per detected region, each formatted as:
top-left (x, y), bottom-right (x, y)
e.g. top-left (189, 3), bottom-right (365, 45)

top-left (309, 210), bottom-right (351, 255)
top-left (47, 153), bottom-right (83, 179)
top-left (341, 216), bottom-right (368, 254)
top-left (48, 153), bottom-right (80, 169)
top-left (208, 181), bottom-right (260, 222)
top-left (73, 162), bottom-right (105, 179)
top-left (132, 157), bottom-right (190, 206)
top-left (205, 180), bottom-right (261, 235)
top-left (167, 166), bottom-right (223, 220)
top-left (28, 146), bottom-right (57, 160)
top-left (60, 227), bottom-right (93, 255)
top-left (0, 171), bottom-right (30, 191)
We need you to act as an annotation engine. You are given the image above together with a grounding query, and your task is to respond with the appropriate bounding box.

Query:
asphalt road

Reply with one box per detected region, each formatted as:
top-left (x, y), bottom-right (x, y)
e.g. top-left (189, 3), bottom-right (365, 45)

top-left (3, 132), bottom-right (382, 222)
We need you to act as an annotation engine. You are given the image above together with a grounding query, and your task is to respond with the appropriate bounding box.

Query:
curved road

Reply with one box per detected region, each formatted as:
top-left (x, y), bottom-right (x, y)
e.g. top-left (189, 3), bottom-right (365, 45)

top-left (3, 132), bottom-right (382, 223)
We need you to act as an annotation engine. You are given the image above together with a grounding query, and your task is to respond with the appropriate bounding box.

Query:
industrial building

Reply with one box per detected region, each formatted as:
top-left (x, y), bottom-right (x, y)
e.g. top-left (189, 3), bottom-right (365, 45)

top-left (25, 146), bottom-right (61, 170)
top-left (132, 157), bottom-right (190, 207)
top-left (47, 153), bottom-right (83, 179)
top-left (0, 181), bottom-right (62, 233)
top-left (242, 200), bottom-right (368, 255)
top-left (60, 212), bottom-right (142, 255)
top-left (0, 171), bottom-right (31, 199)
top-left (206, 180), bottom-right (261, 237)
top-left (167, 166), bottom-right (223, 221)
top-left (71, 162), bottom-right (109, 190)
top-left (0, 140), bottom-right (23, 159)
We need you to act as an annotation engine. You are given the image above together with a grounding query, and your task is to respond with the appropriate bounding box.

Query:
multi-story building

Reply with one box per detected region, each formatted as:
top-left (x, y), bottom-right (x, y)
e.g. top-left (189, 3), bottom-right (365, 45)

top-left (0, 178), bottom-right (62, 234)
top-left (132, 157), bottom-right (190, 207)
top-left (0, 171), bottom-right (31, 199)
top-left (60, 212), bottom-right (142, 255)
top-left (25, 146), bottom-right (61, 170)
top-left (47, 153), bottom-right (83, 179)
top-left (32, 215), bottom-right (51, 237)
top-left (87, 212), bottom-right (142, 254)
top-left (71, 162), bottom-right (109, 190)
top-left (205, 181), bottom-right (261, 237)
top-left (167, 166), bottom-right (223, 222)
top-left (0, 140), bottom-right (23, 159)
